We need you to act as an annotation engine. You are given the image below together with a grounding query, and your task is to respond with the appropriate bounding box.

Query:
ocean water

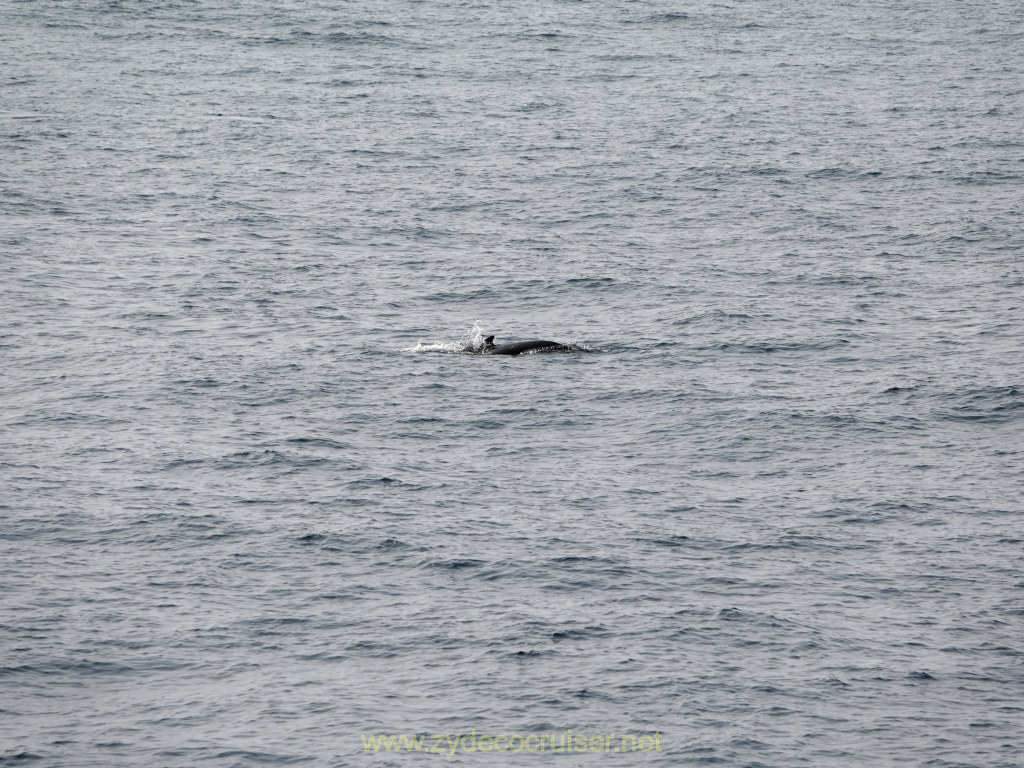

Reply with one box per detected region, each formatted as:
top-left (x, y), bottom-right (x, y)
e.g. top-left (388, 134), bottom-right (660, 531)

top-left (2, 1), bottom-right (1023, 766)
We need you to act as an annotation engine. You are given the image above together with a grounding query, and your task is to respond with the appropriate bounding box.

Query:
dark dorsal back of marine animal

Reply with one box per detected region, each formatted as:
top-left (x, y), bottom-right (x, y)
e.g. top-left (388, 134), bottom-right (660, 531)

top-left (483, 335), bottom-right (569, 356)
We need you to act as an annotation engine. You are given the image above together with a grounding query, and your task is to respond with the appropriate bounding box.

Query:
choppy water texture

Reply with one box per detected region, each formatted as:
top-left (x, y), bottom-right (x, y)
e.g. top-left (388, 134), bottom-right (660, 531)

top-left (2, 1), bottom-right (1023, 766)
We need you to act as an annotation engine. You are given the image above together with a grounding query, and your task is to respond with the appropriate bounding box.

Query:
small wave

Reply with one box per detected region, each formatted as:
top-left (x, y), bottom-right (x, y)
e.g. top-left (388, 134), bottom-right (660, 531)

top-left (565, 276), bottom-right (618, 289)
top-left (710, 339), bottom-right (850, 354)
top-left (284, 437), bottom-right (352, 450)
top-left (648, 12), bottom-right (691, 23)
top-left (0, 752), bottom-right (43, 764)
top-left (550, 627), bottom-right (608, 643)
top-left (418, 558), bottom-right (486, 570)
top-left (937, 385), bottom-right (1022, 424)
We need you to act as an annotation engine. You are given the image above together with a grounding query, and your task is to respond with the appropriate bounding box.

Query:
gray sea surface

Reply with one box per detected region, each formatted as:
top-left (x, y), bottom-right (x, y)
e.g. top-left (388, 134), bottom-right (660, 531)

top-left (2, 1), bottom-right (1023, 766)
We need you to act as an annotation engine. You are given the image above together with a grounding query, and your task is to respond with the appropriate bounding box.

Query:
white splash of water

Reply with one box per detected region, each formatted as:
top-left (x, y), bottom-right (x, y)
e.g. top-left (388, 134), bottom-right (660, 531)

top-left (402, 321), bottom-right (489, 354)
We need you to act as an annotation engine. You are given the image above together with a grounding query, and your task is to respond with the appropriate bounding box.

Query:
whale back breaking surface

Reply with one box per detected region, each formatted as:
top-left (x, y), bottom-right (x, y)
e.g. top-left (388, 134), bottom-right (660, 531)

top-left (489, 339), bottom-right (567, 355)
top-left (403, 330), bottom-right (582, 355)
